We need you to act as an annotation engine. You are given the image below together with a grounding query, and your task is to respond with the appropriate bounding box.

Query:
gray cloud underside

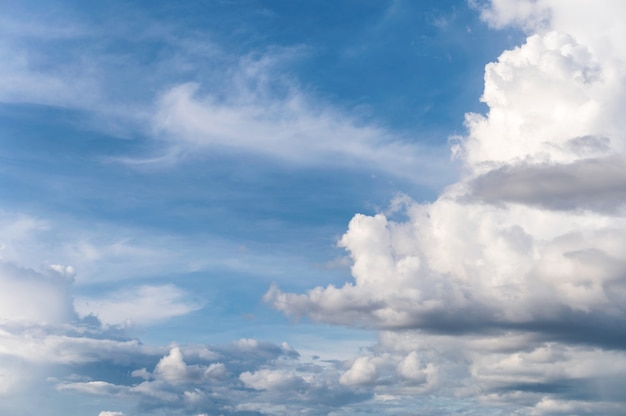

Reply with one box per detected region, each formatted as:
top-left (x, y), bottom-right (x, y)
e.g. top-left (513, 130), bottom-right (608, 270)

top-left (269, 287), bottom-right (626, 350)
top-left (469, 153), bottom-right (626, 212)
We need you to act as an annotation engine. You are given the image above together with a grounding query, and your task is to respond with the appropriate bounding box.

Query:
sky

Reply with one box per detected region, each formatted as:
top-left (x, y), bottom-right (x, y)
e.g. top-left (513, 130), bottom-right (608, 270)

top-left (2, 0), bottom-right (626, 415)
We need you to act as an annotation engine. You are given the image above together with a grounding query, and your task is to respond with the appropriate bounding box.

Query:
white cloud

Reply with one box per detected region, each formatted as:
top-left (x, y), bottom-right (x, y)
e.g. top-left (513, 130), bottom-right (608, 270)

top-left (457, 30), bottom-right (623, 171)
top-left (56, 338), bottom-right (365, 415)
top-left (478, 0), bottom-right (626, 57)
top-left (397, 351), bottom-right (430, 384)
top-left (0, 210), bottom-right (181, 285)
top-left (267, 1), bottom-right (626, 413)
top-left (474, 0), bottom-right (552, 31)
top-left (0, 262), bottom-right (75, 325)
top-left (0, 209), bottom-right (303, 289)
top-left (74, 285), bottom-right (202, 327)
top-left (269, 0), bottom-right (626, 333)
top-left (240, 369), bottom-right (303, 391)
top-left (98, 411), bottom-right (126, 416)
top-left (154, 347), bottom-right (190, 382)
top-left (337, 330), bottom-right (626, 413)
top-left (151, 347), bottom-right (225, 384)
top-left (58, 380), bottom-right (125, 396)
top-left (339, 356), bottom-right (378, 386)
top-left (151, 73), bottom-right (450, 185)
top-left (0, 325), bottom-right (162, 366)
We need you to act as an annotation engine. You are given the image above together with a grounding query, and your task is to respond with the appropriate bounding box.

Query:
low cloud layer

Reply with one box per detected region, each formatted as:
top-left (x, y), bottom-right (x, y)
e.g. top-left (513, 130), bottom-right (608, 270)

top-left (49, 334), bottom-right (376, 416)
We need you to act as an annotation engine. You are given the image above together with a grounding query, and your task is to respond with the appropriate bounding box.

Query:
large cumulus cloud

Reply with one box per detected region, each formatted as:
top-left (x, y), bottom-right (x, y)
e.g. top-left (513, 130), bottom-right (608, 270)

top-left (266, 1), bottom-right (626, 413)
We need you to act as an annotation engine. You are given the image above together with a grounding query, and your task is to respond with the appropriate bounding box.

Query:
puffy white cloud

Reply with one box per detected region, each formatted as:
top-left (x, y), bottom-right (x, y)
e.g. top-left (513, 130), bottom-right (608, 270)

top-left (458, 30), bottom-right (624, 171)
top-left (397, 351), bottom-right (431, 384)
top-left (478, 0), bottom-right (626, 57)
top-left (99, 412), bottom-right (126, 416)
top-left (268, 0), bottom-right (626, 331)
top-left (240, 369), bottom-right (303, 391)
top-left (0, 254), bottom-right (328, 414)
top-left (335, 330), bottom-right (626, 414)
top-left (475, 0), bottom-right (553, 31)
top-left (339, 356), bottom-right (378, 386)
top-left (267, 1), bottom-right (626, 413)
top-left (154, 347), bottom-right (190, 382)
top-left (152, 347), bottom-right (226, 384)
top-left (0, 214), bottom-right (208, 411)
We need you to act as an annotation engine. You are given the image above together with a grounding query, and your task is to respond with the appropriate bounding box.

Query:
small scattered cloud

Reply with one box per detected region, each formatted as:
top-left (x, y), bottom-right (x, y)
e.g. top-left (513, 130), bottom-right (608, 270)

top-left (339, 356), bottom-right (378, 386)
top-left (74, 285), bottom-right (202, 327)
top-left (240, 369), bottom-right (304, 391)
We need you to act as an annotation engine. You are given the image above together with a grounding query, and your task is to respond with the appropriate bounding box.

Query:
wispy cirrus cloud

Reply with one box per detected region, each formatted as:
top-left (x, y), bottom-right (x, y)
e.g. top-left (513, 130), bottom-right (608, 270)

top-left (148, 60), bottom-right (451, 186)
top-left (0, 4), bottom-right (453, 187)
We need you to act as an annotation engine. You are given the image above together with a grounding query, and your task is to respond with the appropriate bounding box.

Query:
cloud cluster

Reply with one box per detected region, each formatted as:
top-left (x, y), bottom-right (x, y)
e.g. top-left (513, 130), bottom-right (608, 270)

top-left (267, 1), bottom-right (626, 413)
top-left (0, 214), bottom-right (208, 412)
top-left (0, 213), bottom-right (367, 415)
top-left (0, 256), bottom-right (365, 415)
top-left (58, 340), bottom-right (371, 416)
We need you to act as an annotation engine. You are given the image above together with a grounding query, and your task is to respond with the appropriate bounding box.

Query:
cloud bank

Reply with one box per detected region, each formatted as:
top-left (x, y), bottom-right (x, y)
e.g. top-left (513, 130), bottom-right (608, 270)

top-left (267, 1), bottom-right (626, 413)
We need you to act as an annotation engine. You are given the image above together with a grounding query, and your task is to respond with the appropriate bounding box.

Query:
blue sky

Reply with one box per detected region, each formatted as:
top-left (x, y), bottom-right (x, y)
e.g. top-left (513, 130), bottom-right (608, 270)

top-left (3, 1), bottom-right (626, 415)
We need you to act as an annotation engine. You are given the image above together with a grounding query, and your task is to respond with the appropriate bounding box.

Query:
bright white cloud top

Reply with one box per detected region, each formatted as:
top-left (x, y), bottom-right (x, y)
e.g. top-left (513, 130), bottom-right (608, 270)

top-left (1, 0), bottom-right (625, 415)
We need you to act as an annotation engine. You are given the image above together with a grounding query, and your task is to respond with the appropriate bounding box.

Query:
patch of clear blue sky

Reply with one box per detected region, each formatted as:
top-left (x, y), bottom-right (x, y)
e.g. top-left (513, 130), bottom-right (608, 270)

top-left (0, 0), bottom-right (523, 347)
